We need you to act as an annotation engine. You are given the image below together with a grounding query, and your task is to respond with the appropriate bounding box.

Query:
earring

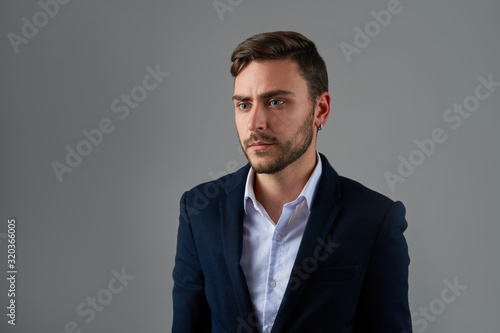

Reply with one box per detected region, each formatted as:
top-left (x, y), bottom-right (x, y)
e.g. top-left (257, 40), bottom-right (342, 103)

top-left (317, 123), bottom-right (323, 130)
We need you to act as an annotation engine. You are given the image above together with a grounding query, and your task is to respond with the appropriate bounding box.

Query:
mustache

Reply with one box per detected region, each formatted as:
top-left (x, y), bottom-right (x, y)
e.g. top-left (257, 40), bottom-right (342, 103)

top-left (243, 133), bottom-right (278, 148)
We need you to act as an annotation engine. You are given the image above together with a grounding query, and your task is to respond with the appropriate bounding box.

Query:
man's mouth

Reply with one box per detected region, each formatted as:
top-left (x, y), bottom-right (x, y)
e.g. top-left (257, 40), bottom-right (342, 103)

top-left (249, 141), bottom-right (273, 151)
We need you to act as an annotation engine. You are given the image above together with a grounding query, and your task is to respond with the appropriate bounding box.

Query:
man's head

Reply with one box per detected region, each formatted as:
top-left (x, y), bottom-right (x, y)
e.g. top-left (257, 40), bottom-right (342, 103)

top-left (231, 31), bottom-right (331, 175)
top-left (231, 31), bottom-right (328, 106)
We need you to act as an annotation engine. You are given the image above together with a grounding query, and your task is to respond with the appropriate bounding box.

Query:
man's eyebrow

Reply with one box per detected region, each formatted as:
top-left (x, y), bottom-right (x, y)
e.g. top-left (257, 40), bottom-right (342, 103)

top-left (232, 90), bottom-right (295, 102)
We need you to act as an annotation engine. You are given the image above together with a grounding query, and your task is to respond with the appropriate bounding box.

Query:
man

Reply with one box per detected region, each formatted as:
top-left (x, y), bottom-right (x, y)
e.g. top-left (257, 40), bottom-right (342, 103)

top-left (172, 31), bottom-right (412, 333)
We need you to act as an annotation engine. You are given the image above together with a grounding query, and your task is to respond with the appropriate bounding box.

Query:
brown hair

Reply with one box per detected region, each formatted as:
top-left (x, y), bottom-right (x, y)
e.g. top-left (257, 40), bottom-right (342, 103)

top-left (230, 31), bottom-right (328, 105)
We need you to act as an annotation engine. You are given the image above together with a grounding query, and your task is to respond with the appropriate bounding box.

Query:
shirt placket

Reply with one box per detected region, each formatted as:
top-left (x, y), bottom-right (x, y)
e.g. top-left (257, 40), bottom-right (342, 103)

top-left (262, 203), bottom-right (297, 333)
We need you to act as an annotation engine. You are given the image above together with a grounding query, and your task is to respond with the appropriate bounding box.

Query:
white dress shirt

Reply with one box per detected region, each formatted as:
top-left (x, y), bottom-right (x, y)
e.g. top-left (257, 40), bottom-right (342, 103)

top-left (240, 153), bottom-right (323, 333)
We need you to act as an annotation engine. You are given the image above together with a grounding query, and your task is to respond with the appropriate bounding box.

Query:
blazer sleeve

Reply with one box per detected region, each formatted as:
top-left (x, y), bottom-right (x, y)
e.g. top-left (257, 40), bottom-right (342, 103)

top-left (172, 191), bottom-right (211, 332)
top-left (355, 200), bottom-right (412, 332)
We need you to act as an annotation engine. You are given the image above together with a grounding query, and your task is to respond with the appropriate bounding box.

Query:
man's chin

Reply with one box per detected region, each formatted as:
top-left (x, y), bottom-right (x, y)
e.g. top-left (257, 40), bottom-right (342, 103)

top-left (248, 156), bottom-right (272, 173)
top-left (251, 166), bottom-right (276, 174)
top-left (249, 157), bottom-right (287, 174)
top-left (243, 147), bottom-right (286, 174)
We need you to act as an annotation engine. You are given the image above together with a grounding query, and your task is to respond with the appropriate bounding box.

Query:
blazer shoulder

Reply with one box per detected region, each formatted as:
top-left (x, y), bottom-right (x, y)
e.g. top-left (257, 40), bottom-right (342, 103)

top-left (181, 163), bottom-right (250, 213)
top-left (336, 175), bottom-right (408, 234)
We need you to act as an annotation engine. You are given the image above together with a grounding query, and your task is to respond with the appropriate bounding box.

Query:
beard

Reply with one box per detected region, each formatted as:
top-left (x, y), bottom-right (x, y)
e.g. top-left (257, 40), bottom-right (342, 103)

top-left (239, 107), bottom-right (315, 174)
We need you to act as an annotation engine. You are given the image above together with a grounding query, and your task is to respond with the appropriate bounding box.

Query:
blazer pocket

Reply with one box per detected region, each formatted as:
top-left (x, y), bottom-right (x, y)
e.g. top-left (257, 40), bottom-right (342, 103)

top-left (309, 264), bottom-right (358, 282)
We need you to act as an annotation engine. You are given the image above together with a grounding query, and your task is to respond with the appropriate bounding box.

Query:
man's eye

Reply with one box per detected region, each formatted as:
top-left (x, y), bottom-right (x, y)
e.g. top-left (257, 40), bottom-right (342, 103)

top-left (270, 100), bottom-right (284, 106)
top-left (238, 103), bottom-right (249, 110)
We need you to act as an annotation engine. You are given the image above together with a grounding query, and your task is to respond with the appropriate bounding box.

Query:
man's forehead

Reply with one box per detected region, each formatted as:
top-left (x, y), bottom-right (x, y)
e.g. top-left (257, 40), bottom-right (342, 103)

top-left (233, 59), bottom-right (305, 97)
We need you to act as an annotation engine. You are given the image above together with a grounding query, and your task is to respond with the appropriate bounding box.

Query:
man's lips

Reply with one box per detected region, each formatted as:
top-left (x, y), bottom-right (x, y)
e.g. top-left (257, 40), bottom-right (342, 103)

top-left (248, 141), bottom-right (273, 151)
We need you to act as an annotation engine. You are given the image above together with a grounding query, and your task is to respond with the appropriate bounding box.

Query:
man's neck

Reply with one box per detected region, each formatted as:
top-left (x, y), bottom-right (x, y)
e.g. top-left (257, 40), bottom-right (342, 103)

top-left (253, 149), bottom-right (318, 224)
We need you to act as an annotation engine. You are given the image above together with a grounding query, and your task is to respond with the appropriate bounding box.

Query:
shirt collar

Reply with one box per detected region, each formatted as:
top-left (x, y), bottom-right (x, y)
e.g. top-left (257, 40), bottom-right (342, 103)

top-left (243, 151), bottom-right (323, 214)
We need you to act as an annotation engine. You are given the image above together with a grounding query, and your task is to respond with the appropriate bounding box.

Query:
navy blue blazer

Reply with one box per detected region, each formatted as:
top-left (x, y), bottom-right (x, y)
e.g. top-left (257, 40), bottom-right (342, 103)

top-left (172, 153), bottom-right (412, 332)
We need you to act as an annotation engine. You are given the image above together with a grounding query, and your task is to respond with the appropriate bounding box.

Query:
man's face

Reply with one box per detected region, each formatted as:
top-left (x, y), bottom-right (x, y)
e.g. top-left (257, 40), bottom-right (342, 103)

top-left (233, 59), bottom-right (317, 174)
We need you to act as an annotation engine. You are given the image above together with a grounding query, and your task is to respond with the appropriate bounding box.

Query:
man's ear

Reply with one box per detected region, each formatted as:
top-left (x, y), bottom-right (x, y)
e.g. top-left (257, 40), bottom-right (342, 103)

top-left (315, 92), bottom-right (331, 128)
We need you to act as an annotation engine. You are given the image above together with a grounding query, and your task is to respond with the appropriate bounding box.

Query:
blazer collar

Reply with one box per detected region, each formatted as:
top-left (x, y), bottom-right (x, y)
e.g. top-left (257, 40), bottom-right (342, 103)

top-left (272, 153), bottom-right (341, 332)
top-left (220, 163), bottom-right (255, 329)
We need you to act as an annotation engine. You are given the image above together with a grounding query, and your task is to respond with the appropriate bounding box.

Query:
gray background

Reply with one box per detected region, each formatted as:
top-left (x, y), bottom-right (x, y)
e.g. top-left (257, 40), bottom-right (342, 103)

top-left (1, 0), bottom-right (499, 332)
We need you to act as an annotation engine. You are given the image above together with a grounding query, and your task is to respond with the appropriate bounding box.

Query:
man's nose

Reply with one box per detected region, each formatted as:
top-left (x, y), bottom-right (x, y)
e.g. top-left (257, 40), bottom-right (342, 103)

top-left (247, 103), bottom-right (267, 131)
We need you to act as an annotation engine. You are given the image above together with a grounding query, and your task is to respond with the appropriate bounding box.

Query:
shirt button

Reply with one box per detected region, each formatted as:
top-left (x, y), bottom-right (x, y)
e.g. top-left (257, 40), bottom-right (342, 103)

top-left (270, 280), bottom-right (276, 288)
top-left (267, 326), bottom-right (273, 332)
top-left (275, 234), bottom-right (282, 241)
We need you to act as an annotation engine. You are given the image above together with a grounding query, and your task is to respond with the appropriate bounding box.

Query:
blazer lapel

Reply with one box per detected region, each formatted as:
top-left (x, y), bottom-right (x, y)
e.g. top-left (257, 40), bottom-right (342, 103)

top-left (272, 153), bottom-right (342, 332)
top-left (220, 164), bottom-right (256, 330)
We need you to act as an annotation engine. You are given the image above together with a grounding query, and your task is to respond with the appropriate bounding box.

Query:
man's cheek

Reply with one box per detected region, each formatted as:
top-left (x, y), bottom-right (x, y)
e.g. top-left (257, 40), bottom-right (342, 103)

top-left (271, 117), bottom-right (287, 131)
